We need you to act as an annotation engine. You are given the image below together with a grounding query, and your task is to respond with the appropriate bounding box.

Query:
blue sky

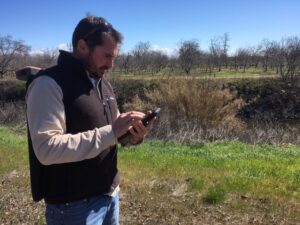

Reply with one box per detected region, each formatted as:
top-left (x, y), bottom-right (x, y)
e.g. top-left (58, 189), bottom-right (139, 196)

top-left (1, 0), bottom-right (299, 55)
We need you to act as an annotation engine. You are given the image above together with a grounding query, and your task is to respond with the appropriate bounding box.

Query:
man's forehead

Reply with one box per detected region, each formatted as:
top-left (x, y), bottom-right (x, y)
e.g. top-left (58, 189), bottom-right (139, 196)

top-left (102, 33), bottom-right (117, 47)
top-left (97, 36), bottom-right (118, 56)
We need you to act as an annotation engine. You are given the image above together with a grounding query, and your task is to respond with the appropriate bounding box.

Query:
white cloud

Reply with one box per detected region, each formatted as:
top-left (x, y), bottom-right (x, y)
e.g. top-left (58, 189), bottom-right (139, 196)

top-left (29, 48), bottom-right (47, 55)
top-left (58, 43), bottom-right (70, 51)
top-left (150, 45), bottom-right (178, 57)
top-left (29, 43), bottom-right (70, 55)
top-left (115, 44), bottom-right (179, 57)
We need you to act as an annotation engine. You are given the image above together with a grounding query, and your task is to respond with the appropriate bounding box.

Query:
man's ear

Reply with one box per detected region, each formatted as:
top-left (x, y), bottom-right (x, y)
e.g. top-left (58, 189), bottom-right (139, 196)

top-left (76, 39), bottom-right (89, 55)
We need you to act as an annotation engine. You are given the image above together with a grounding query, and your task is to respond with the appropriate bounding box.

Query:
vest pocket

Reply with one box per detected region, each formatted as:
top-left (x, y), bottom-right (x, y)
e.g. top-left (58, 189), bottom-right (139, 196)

top-left (105, 96), bottom-right (118, 122)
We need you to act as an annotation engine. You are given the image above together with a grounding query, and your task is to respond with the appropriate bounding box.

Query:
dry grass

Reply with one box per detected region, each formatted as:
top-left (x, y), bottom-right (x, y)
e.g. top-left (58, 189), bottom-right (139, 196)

top-left (123, 78), bottom-right (300, 144)
top-left (126, 78), bottom-right (244, 129)
top-left (0, 77), bottom-right (299, 144)
top-left (240, 120), bottom-right (300, 145)
top-left (0, 101), bottom-right (26, 126)
top-left (2, 171), bottom-right (299, 225)
top-left (120, 178), bottom-right (300, 225)
top-left (124, 78), bottom-right (245, 143)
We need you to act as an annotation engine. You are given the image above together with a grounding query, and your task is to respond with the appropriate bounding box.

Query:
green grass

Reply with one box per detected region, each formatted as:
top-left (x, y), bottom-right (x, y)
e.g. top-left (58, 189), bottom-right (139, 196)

top-left (110, 68), bottom-right (279, 79)
top-left (1, 126), bottom-right (299, 206)
top-left (202, 185), bottom-right (226, 204)
top-left (210, 68), bottom-right (278, 77)
top-left (119, 141), bottom-right (300, 203)
top-left (0, 126), bottom-right (28, 174)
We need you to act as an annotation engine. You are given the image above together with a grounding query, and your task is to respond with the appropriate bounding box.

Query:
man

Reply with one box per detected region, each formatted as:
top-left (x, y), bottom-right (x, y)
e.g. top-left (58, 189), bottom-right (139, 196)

top-left (26, 16), bottom-right (155, 225)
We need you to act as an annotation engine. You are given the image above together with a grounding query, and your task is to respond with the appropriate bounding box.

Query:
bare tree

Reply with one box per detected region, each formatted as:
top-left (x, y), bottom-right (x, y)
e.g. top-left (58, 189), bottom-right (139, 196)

top-left (249, 45), bottom-right (262, 69)
top-left (0, 35), bottom-right (30, 78)
top-left (209, 38), bottom-right (222, 72)
top-left (202, 52), bottom-right (214, 75)
top-left (178, 40), bottom-right (201, 75)
top-left (209, 33), bottom-right (230, 72)
top-left (235, 48), bottom-right (251, 72)
top-left (115, 53), bottom-right (133, 74)
top-left (259, 39), bottom-right (280, 73)
top-left (221, 33), bottom-right (230, 68)
top-left (132, 41), bottom-right (151, 73)
top-left (167, 56), bottom-right (178, 76)
top-left (149, 51), bottom-right (169, 75)
top-left (27, 49), bottom-right (58, 68)
top-left (278, 36), bottom-right (300, 83)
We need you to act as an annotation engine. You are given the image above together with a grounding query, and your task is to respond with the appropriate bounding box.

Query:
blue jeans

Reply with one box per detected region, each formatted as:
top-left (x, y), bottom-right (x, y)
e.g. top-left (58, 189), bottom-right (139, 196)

top-left (45, 192), bottom-right (119, 225)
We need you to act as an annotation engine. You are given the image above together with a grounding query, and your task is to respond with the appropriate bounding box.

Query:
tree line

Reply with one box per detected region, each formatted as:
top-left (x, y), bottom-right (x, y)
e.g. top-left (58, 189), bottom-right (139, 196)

top-left (115, 34), bottom-right (300, 83)
top-left (1, 33), bottom-right (299, 82)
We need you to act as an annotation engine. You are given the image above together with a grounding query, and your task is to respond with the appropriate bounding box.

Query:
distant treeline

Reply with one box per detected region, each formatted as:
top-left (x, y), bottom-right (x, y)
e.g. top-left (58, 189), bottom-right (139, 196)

top-left (1, 33), bottom-right (299, 82)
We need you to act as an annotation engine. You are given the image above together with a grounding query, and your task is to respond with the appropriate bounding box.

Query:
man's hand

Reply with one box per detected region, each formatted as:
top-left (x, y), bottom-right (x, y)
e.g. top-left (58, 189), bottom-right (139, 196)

top-left (128, 111), bottom-right (156, 145)
top-left (112, 111), bottom-right (145, 138)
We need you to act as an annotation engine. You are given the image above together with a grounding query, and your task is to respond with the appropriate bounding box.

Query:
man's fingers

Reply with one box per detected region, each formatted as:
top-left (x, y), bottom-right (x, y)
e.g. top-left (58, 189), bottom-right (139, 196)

top-left (129, 127), bottom-right (138, 136)
top-left (134, 122), bottom-right (145, 133)
top-left (146, 117), bottom-right (156, 130)
top-left (121, 111), bottom-right (145, 120)
top-left (115, 111), bottom-right (156, 139)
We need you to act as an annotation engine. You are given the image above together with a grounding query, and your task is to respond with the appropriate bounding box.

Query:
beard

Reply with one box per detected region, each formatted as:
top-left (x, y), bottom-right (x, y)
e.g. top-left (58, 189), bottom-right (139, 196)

top-left (83, 53), bottom-right (109, 78)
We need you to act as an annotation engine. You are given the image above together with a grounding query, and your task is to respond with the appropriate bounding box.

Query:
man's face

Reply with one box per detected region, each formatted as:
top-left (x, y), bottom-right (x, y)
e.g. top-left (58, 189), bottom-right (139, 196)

top-left (84, 35), bottom-right (118, 77)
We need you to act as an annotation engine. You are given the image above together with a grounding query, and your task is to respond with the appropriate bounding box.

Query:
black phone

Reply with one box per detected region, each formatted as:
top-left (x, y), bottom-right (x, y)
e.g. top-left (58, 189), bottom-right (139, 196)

top-left (118, 108), bottom-right (161, 146)
top-left (142, 108), bottom-right (161, 126)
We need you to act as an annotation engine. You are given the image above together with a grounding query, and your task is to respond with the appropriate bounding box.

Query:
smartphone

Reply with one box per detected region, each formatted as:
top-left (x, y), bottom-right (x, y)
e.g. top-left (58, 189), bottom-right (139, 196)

top-left (118, 108), bottom-right (161, 146)
top-left (142, 108), bottom-right (161, 126)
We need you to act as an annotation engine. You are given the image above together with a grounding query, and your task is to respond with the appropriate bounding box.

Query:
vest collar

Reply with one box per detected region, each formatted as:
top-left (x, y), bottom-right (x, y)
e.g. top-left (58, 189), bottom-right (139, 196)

top-left (57, 50), bottom-right (86, 75)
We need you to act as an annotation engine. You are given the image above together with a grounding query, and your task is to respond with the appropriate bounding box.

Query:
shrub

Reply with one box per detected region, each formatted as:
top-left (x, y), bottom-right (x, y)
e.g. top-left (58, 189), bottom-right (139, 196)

top-left (202, 185), bottom-right (226, 204)
top-left (109, 78), bottom-right (161, 112)
top-left (0, 101), bottom-right (26, 125)
top-left (0, 80), bottom-right (26, 102)
top-left (124, 78), bottom-right (245, 140)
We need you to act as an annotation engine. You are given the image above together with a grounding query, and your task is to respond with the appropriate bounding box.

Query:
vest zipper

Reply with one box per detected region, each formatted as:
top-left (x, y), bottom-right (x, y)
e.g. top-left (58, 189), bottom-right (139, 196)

top-left (96, 78), bottom-right (110, 124)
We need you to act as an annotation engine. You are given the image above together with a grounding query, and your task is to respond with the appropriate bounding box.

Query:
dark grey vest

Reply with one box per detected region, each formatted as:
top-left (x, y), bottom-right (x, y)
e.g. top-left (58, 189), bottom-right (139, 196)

top-left (27, 51), bottom-right (119, 204)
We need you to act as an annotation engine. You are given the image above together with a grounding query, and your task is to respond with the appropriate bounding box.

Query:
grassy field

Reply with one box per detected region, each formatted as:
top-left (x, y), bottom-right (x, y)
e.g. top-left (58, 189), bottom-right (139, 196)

top-left (0, 126), bottom-right (300, 224)
top-left (108, 67), bottom-right (279, 80)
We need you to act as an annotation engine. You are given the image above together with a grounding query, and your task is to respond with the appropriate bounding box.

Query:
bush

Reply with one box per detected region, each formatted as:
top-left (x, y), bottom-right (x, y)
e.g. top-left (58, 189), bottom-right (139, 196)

top-left (229, 78), bottom-right (300, 121)
top-left (1, 77), bottom-right (300, 144)
top-left (0, 80), bottom-right (26, 102)
top-left (0, 101), bottom-right (26, 125)
top-left (124, 78), bottom-right (245, 142)
top-left (202, 185), bottom-right (226, 204)
top-left (109, 78), bottom-right (161, 112)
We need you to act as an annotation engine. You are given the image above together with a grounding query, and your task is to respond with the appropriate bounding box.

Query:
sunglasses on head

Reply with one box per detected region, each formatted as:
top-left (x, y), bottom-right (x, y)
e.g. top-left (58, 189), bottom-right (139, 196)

top-left (82, 22), bottom-right (112, 40)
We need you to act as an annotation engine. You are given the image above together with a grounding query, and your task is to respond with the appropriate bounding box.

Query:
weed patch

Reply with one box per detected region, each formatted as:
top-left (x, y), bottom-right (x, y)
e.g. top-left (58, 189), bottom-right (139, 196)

top-left (202, 185), bottom-right (226, 204)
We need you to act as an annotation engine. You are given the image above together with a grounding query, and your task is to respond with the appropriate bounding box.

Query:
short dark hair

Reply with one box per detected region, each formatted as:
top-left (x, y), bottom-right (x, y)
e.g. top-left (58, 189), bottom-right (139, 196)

top-left (72, 16), bottom-right (123, 49)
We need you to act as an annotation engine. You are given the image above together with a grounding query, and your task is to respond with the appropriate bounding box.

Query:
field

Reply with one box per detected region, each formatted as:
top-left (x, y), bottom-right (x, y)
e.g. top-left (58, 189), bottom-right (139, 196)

top-left (0, 72), bottom-right (300, 224)
top-left (108, 68), bottom-right (279, 81)
top-left (1, 126), bottom-right (299, 225)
